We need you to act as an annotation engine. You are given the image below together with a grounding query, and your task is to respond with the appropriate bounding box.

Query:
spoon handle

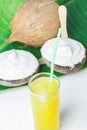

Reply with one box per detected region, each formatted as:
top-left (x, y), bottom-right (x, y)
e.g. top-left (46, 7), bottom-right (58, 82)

top-left (58, 5), bottom-right (68, 38)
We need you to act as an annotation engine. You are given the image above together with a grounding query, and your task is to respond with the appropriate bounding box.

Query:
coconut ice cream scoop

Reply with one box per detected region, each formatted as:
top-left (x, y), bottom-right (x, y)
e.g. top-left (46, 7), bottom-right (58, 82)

top-left (0, 49), bottom-right (39, 86)
top-left (41, 38), bottom-right (86, 74)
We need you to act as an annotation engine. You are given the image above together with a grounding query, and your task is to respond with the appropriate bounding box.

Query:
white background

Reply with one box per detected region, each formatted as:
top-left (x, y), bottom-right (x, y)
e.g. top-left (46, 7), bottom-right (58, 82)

top-left (0, 69), bottom-right (87, 130)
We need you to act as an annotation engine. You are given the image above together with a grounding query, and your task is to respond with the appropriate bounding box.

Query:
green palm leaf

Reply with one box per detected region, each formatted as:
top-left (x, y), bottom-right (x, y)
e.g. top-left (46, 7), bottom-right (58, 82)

top-left (67, 0), bottom-right (87, 48)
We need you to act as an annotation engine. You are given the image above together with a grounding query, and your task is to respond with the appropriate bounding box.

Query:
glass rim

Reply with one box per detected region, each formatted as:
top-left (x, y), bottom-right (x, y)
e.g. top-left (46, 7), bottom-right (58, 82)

top-left (28, 72), bottom-right (60, 96)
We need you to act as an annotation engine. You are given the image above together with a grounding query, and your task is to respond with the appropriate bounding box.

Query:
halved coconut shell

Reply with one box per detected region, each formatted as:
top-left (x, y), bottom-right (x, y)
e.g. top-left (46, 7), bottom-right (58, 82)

top-left (41, 38), bottom-right (86, 74)
top-left (0, 49), bottom-right (39, 87)
top-left (42, 57), bottom-right (86, 74)
top-left (0, 67), bottom-right (39, 87)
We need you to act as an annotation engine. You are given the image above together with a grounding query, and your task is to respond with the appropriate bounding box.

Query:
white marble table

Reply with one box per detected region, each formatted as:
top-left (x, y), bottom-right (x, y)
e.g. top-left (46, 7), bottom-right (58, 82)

top-left (0, 69), bottom-right (87, 130)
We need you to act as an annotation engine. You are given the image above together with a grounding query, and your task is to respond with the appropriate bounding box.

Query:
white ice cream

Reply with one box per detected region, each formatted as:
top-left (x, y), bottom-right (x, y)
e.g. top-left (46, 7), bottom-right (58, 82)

top-left (0, 49), bottom-right (39, 80)
top-left (41, 38), bottom-right (86, 68)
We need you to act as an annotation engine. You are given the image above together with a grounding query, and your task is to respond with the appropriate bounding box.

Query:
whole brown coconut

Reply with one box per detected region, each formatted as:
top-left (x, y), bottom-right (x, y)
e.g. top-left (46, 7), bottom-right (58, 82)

top-left (7, 0), bottom-right (60, 47)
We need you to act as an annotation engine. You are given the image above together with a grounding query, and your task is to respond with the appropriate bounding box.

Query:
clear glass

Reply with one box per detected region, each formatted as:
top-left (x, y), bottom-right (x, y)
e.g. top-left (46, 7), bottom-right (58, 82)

top-left (29, 72), bottom-right (60, 130)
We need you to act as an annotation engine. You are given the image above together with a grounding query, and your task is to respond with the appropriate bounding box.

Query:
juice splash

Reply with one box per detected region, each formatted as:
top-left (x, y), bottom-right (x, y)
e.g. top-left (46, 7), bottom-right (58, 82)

top-left (30, 76), bottom-right (60, 130)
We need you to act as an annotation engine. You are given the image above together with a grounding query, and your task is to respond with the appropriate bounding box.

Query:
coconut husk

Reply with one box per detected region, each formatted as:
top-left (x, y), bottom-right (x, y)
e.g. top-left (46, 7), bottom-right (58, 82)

top-left (7, 0), bottom-right (60, 47)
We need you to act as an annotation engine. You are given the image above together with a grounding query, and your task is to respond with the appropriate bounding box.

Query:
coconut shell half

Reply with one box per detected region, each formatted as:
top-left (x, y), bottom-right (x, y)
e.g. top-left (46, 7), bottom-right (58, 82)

top-left (41, 38), bottom-right (86, 74)
top-left (0, 49), bottom-right (39, 87)
top-left (43, 57), bottom-right (86, 74)
top-left (0, 67), bottom-right (39, 87)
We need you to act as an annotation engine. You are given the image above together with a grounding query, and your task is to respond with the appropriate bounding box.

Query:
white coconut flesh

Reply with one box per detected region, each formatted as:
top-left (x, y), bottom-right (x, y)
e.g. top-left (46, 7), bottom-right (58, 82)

top-left (41, 38), bottom-right (86, 69)
top-left (0, 49), bottom-right (39, 86)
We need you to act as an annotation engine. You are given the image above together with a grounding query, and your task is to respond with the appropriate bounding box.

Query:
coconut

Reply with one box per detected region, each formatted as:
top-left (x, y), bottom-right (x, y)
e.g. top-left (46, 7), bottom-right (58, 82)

top-left (41, 38), bottom-right (86, 74)
top-left (6, 0), bottom-right (60, 47)
top-left (0, 49), bottom-right (39, 86)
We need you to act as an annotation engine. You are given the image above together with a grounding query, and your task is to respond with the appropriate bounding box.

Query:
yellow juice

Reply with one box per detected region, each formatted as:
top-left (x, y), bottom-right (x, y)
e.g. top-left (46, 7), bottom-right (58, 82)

top-left (29, 75), bottom-right (60, 130)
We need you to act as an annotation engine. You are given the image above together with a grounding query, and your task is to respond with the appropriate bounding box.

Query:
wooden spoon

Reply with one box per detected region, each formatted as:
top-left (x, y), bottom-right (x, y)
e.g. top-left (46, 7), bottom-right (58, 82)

top-left (58, 5), bottom-right (68, 38)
